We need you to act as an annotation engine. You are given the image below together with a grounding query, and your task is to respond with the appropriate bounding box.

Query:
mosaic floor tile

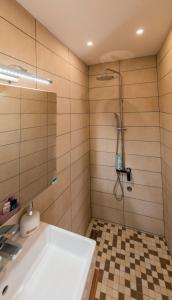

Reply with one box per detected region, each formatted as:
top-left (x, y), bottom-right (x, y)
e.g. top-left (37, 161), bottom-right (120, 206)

top-left (86, 219), bottom-right (172, 300)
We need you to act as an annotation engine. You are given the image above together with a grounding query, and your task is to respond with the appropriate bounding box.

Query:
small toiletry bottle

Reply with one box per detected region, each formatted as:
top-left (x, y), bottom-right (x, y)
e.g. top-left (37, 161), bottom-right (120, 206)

top-left (9, 196), bottom-right (18, 211)
top-left (20, 202), bottom-right (40, 238)
top-left (2, 200), bottom-right (11, 215)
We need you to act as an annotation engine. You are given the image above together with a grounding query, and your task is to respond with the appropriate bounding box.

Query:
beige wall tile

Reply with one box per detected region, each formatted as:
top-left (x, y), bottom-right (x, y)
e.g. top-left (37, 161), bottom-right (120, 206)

top-left (158, 29), bottom-right (172, 63)
top-left (69, 50), bottom-right (88, 74)
top-left (90, 138), bottom-right (116, 153)
top-left (90, 150), bottom-right (115, 167)
top-left (124, 197), bottom-right (163, 219)
top-left (57, 152), bottom-right (70, 173)
top-left (36, 43), bottom-right (69, 79)
top-left (34, 167), bottom-right (70, 214)
top-left (125, 154), bottom-right (161, 173)
top-left (159, 94), bottom-right (172, 113)
top-left (125, 212), bottom-right (164, 235)
top-left (0, 159), bottom-right (19, 182)
top-left (57, 208), bottom-right (72, 231)
top-left (123, 183), bottom-right (163, 204)
top-left (20, 149), bottom-right (47, 173)
top-left (122, 68), bottom-right (157, 85)
top-left (91, 165), bottom-right (116, 181)
top-left (0, 143), bottom-right (19, 163)
top-left (125, 127), bottom-right (160, 142)
top-left (41, 188), bottom-right (71, 226)
top-left (91, 190), bottom-right (123, 210)
top-left (56, 133), bottom-right (70, 157)
top-left (90, 113), bottom-right (115, 126)
top-left (71, 140), bottom-right (89, 163)
top-left (0, 97), bottom-right (20, 113)
top-left (71, 168), bottom-right (89, 201)
top-left (20, 137), bottom-right (47, 157)
top-left (160, 113), bottom-right (172, 131)
top-left (57, 114), bottom-right (70, 136)
top-left (125, 141), bottom-right (160, 157)
top-left (158, 47), bottom-right (172, 80)
top-left (0, 0), bottom-right (35, 37)
top-left (20, 163), bottom-right (47, 189)
top-left (120, 56), bottom-right (156, 71)
top-left (71, 127), bottom-right (89, 148)
top-left (71, 114), bottom-right (89, 131)
top-left (36, 21), bottom-right (69, 61)
top-left (0, 114), bottom-right (20, 132)
top-left (123, 97), bottom-right (159, 112)
top-left (90, 126), bottom-right (117, 140)
top-left (124, 112), bottom-right (159, 127)
top-left (71, 100), bottom-right (89, 113)
top-left (21, 114), bottom-right (47, 128)
top-left (90, 100), bottom-right (119, 113)
top-left (0, 175), bottom-right (19, 200)
top-left (0, 130), bottom-right (20, 146)
top-left (70, 64), bottom-right (88, 87)
top-left (89, 86), bottom-right (119, 100)
top-left (71, 82), bottom-right (88, 100)
top-left (123, 82), bottom-right (158, 99)
top-left (71, 153), bottom-right (89, 182)
top-left (0, 17), bottom-right (36, 65)
top-left (92, 204), bottom-right (124, 224)
top-left (21, 99), bottom-right (47, 114)
top-left (57, 98), bottom-right (70, 114)
top-left (20, 175), bottom-right (47, 204)
top-left (72, 199), bottom-right (90, 234)
top-left (159, 72), bottom-right (172, 95)
top-left (91, 177), bottom-right (115, 194)
top-left (72, 183), bottom-right (90, 220)
top-left (21, 126), bottom-right (47, 141)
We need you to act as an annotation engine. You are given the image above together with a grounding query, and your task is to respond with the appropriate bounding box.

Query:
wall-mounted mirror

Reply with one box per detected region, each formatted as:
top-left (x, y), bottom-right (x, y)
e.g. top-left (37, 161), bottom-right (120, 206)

top-left (0, 84), bottom-right (56, 224)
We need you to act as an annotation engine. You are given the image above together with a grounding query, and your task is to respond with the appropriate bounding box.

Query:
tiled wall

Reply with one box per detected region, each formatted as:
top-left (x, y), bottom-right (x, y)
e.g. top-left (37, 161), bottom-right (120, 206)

top-left (0, 0), bottom-right (90, 234)
top-left (89, 57), bottom-right (164, 235)
top-left (158, 28), bottom-right (172, 250)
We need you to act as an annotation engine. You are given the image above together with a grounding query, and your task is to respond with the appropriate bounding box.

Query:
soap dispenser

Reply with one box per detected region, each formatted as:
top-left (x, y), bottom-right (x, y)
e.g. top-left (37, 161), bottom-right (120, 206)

top-left (20, 202), bottom-right (40, 238)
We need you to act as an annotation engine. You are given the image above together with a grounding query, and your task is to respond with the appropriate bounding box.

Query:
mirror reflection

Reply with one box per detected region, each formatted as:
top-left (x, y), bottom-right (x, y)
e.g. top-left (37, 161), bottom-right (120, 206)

top-left (0, 84), bottom-right (56, 225)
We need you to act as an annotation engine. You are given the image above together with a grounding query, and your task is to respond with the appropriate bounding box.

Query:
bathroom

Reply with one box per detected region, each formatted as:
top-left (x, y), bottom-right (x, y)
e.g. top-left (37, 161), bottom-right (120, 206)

top-left (0, 0), bottom-right (172, 299)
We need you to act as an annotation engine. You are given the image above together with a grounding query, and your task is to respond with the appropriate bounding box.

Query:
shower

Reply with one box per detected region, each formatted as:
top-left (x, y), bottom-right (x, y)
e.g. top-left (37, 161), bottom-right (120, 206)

top-left (96, 68), bottom-right (131, 201)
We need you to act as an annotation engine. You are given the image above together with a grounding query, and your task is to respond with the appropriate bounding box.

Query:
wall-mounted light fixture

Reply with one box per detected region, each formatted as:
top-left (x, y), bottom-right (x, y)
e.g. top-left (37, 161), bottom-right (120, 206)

top-left (0, 65), bottom-right (53, 84)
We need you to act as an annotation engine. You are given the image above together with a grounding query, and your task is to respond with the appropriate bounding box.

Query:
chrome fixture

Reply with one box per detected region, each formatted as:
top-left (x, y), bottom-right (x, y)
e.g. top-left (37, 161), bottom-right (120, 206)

top-left (96, 68), bottom-right (131, 201)
top-left (0, 64), bottom-right (53, 84)
top-left (0, 224), bottom-right (22, 261)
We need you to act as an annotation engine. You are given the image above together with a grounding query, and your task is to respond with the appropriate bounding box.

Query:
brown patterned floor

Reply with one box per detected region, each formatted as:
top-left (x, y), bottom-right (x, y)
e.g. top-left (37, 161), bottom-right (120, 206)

top-left (86, 219), bottom-right (172, 300)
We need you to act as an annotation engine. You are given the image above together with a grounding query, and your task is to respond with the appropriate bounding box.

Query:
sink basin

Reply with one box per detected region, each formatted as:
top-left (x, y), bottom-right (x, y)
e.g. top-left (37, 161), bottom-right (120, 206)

top-left (0, 223), bottom-right (96, 300)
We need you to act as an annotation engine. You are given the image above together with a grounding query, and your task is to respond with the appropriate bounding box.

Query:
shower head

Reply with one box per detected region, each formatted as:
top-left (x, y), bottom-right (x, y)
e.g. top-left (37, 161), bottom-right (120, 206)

top-left (96, 74), bottom-right (114, 81)
top-left (96, 68), bottom-right (121, 81)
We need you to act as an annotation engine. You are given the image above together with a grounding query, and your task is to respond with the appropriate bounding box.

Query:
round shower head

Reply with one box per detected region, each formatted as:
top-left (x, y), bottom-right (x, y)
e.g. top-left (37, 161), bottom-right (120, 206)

top-left (96, 74), bottom-right (115, 81)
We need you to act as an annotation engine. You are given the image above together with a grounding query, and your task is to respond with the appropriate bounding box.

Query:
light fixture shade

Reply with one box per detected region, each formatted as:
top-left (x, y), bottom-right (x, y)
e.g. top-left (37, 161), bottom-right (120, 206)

top-left (0, 65), bottom-right (53, 84)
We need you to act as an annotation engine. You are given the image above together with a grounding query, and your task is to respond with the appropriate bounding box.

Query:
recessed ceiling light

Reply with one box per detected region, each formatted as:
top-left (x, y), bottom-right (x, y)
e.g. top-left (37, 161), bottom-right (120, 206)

top-left (136, 28), bottom-right (144, 35)
top-left (87, 41), bottom-right (93, 46)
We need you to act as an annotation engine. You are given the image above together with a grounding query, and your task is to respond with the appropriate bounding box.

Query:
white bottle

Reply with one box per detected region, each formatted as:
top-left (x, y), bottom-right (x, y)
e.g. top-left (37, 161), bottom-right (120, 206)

top-left (20, 202), bottom-right (40, 238)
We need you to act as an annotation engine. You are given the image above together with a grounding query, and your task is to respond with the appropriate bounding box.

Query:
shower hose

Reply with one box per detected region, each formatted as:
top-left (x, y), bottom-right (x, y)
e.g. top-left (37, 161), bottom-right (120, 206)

top-left (113, 121), bottom-right (124, 201)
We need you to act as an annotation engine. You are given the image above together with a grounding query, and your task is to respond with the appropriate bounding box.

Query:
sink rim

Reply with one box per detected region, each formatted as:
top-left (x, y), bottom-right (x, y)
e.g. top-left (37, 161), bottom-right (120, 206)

top-left (0, 223), bottom-right (96, 300)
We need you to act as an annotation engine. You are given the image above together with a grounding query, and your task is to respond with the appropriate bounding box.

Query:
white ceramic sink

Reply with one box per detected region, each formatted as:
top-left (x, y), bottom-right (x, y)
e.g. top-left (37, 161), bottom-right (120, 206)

top-left (0, 223), bottom-right (96, 300)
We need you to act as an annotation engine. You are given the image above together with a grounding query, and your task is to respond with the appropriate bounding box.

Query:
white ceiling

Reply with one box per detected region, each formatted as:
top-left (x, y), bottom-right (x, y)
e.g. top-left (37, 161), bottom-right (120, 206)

top-left (17, 0), bottom-right (172, 65)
